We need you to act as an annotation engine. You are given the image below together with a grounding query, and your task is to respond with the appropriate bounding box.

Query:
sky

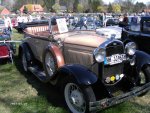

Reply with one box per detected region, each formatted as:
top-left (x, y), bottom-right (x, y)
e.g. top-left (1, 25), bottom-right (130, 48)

top-left (104, 0), bottom-right (150, 4)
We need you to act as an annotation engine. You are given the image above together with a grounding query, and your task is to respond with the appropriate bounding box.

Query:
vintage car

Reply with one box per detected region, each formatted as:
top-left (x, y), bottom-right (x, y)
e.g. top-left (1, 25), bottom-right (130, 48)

top-left (0, 36), bottom-right (16, 64)
top-left (0, 21), bottom-right (16, 64)
top-left (96, 26), bottom-right (122, 39)
top-left (121, 16), bottom-right (150, 54)
top-left (19, 17), bottom-right (150, 113)
top-left (105, 18), bottom-right (120, 26)
top-left (16, 19), bottom-right (48, 33)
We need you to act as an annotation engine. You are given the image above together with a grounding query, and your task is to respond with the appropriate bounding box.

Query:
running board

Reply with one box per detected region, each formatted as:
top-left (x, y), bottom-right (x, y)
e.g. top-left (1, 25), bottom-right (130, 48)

top-left (28, 66), bottom-right (49, 83)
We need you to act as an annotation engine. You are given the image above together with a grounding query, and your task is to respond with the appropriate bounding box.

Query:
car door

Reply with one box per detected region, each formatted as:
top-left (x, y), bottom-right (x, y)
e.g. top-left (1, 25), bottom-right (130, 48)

top-left (26, 36), bottom-right (41, 61)
top-left (139, 33), bottom-right (150, 54)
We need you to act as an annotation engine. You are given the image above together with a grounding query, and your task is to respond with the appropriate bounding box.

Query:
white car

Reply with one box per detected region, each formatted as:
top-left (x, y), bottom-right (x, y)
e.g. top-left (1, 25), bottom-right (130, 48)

top-left (96, 26), bottom-right (122, 39)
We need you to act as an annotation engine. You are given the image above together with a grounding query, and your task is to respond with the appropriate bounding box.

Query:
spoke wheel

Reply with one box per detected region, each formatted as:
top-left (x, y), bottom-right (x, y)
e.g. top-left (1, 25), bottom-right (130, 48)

top-left (138, 66), bottom-right (150, 96)
top-left (63, 77), bottom-right (96, 113)
top-left (139, 71), bottom-right (146, 85)
top-left (21, 52), bottom-right (28, 72)
top-left (43, 51), bottom-right (57, 79)
top-left (65, 83), bottom-right (86, 113)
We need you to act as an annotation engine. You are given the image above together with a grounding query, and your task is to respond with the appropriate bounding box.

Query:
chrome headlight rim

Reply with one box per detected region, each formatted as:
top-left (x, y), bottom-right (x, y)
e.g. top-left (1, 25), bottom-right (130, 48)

top-left (125, 42), bottom-right (136, 56)
top-left (94, 47), bottom-right (106, 63)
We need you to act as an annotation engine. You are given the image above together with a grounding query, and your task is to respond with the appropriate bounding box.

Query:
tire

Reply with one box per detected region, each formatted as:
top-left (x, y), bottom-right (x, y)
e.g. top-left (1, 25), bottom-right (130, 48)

top-left (63, 76), bottom-right (96, 113)
top-left (138, 66), bottom-right (150, 96)
top-left (43, 51), bottom-right (57, 79)
top-left (21, 47), bottom-right (33, 72)
top-left (21, 52), bottom-right (28, 72)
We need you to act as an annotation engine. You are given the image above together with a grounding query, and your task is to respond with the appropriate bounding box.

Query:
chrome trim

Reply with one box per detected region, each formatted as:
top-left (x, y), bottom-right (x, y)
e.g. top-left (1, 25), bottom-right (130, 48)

top-left (93, 39), bottom-right (124, 55)
top-left (93, 39), bottom-right (124, 63)
top-left (99, 39), bottom-right (123, 49)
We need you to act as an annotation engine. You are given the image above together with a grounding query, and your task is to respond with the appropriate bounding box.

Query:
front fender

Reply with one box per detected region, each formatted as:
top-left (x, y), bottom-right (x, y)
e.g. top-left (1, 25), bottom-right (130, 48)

top-left (46, 44), bottom-right (65, 68)
top-left (135, 50), bottom-right (150, 72)
top-left (57, 64), bottom-right (98, 85)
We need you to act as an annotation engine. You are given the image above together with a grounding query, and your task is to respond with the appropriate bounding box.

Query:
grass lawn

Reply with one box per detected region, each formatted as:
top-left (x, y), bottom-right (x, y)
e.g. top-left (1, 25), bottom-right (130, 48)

top-left (0, 29), bottom-right (150, 113)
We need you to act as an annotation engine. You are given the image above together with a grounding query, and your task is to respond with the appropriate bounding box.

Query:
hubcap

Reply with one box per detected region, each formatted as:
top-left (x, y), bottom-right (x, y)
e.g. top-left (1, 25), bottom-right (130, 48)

top-left (45, 52), bottom-right (55, 77)
top-left (64, 83), bottom-right (86, 113)
top-left (71, 90), bottom-right (84, 107)
top-left (139, 71), bottom-right (146, 85)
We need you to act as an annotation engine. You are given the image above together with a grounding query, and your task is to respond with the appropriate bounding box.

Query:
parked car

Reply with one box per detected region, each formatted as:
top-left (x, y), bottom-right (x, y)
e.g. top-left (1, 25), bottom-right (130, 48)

top-left (121, 16), bottom-right (150, 54)
top-left (19, 17), bottom-right (150, 113)
top-left (96, 26), bottom-right (122, 39)
top-left (0, 34), bottom-right (16, 64)
top-left (0, 18), bottom-right (16, 63)
top-left (105, 18), bottom-right (120, 26)
top-left (16, 19), bottom-right (48, 33)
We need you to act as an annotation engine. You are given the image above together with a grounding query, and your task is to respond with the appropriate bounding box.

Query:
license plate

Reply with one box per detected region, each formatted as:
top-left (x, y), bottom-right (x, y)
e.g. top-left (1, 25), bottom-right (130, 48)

top-left (106, 54), bottom-right (126, 65)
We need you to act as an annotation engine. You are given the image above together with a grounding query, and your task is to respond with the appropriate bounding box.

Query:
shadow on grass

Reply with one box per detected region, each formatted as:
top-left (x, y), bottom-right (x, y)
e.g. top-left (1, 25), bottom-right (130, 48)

top-left (13, 56), bottom-right (67, 112)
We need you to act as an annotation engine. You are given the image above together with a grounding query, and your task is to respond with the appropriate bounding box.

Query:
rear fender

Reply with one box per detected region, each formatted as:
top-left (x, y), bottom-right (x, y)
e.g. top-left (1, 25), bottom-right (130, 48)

top-left (135, 51), bottom-right (150, 73)
top-left (19, 42), bottom-right (33, 61)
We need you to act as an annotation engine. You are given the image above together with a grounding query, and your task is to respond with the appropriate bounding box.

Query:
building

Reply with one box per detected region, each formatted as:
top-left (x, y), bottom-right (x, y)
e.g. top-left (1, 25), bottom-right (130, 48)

top-left (20, 4), bottom-right (44, 13)
top-left (0, 6), bottom-right (11, 15)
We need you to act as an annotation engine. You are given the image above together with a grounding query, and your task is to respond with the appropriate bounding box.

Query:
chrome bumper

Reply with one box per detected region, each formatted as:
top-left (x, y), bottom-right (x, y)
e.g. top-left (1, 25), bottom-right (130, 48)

top-left (90, 82), bottom-right (150, 112)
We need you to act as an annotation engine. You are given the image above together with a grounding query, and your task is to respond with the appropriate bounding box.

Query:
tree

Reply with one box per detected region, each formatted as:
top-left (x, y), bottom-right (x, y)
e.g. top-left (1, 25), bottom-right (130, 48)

top-left (62, 0), bottom-right (75, 12)
top-left (43, 0), bottom-right (55, 12)
top-left (112, 4), bottom-right (121, 13)
top-left (52, 3), bottom-right (60, 13)
top-left (107, 3), bottom-right (113, 13)
top-left (12, 0), bottom-right (28, 12)
top-left (133, 2), bottom-right (146, 13)
top-left (121, 0), bottom-right (134, 13)
top-left (91, 0), bottom-right (103, 12)
top-left (77, 3), bottom-right (84, 13)
top-left (23, 6), bottom-right (28, 14)
top-left (97, 6), bottom-right (106, 13)
top-left (73, 0), bottom-right (79, 12)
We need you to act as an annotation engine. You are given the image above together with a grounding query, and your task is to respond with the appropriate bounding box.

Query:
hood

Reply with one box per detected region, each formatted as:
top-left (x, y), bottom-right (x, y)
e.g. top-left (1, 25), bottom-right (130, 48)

top-left (54, 31), bottom-right (107, 48)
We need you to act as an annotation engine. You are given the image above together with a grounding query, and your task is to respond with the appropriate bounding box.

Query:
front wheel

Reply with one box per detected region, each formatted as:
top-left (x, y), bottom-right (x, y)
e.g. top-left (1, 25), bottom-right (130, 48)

top-left (138, 66), bottom-right (150, 96)
top-left (63, 77), bottom-right (96, 113)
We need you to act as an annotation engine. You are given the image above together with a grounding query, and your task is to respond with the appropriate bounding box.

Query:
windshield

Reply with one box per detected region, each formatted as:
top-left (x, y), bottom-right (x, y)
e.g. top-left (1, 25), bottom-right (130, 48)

top-left (50, 14), bottom-right (103, 34)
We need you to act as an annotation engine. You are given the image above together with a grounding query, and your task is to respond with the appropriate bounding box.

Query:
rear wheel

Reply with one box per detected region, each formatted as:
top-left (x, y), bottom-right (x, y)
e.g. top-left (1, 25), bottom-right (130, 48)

top-left (63, 77), bottom-right (96, 113)
top-left (21, 47), bottom-right (33, 72)
top-left (21, 52), bottom-right (28, 72)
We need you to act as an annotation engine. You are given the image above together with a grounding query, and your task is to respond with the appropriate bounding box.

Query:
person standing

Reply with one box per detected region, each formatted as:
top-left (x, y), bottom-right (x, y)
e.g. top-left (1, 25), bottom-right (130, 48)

top-left (122, 13), bottom-right (128, 26)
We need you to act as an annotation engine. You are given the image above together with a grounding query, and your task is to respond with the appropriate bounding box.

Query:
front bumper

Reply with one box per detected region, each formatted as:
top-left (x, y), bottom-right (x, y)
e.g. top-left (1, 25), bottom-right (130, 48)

top-left (90, 82), bottom-right (150, 112)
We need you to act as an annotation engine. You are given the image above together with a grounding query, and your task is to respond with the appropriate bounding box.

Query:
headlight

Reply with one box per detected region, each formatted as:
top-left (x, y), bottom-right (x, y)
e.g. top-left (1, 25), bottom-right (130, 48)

top-left (94, 48), bottom-right (106, 63)
top-left (125, 42), bottom-right (136, 55)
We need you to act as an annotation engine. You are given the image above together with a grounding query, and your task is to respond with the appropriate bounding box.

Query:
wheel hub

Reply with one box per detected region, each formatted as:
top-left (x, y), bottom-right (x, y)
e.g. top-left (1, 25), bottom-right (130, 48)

top-left (45, 56), bottom-right (54, 76)
top-left (139, 71), bottom-right (146, 84)
top-left (70, 90), bottom-right (84, 107)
